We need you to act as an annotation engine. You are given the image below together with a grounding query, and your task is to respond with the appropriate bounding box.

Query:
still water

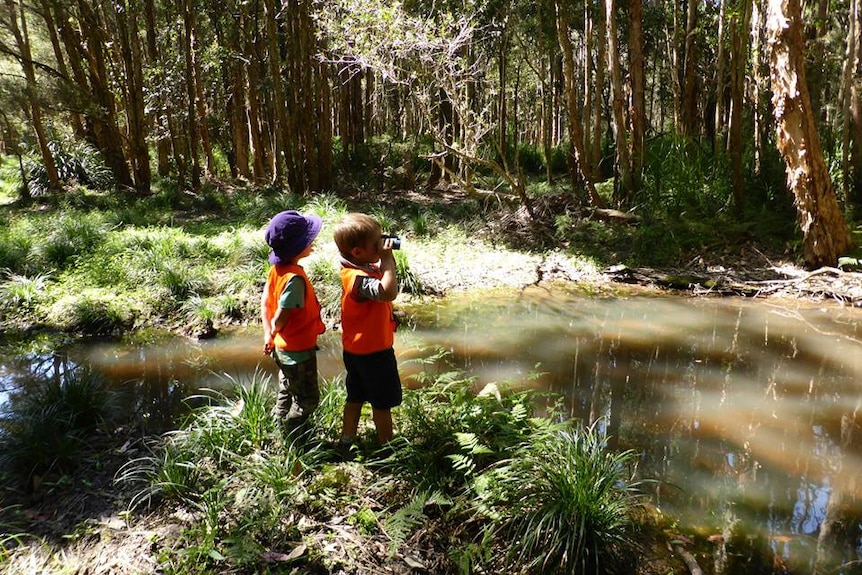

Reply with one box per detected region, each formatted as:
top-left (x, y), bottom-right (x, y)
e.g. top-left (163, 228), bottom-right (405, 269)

top-left (3, 284), bottom-right (862, 568)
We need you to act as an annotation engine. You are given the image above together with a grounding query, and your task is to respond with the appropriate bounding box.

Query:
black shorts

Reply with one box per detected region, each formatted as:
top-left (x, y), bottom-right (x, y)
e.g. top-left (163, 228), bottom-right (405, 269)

top-left (343, 348), bottom-right (402, 409)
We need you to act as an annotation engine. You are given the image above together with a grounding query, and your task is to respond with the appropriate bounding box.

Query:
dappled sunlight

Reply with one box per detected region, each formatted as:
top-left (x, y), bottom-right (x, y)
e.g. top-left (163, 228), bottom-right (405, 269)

top-left (3, 286), bottom-right (862, 569)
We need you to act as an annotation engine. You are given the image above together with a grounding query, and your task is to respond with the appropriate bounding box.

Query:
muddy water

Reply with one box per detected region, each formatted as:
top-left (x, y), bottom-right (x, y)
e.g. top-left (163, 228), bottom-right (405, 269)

top-left (2, 284), bottom-right (862, 569)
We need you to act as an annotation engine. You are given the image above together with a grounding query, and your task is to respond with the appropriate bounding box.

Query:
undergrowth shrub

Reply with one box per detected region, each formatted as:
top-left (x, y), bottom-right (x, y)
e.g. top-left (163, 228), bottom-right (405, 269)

top-left (24, 140), bottom-right (113, 195)
top-left (0, 367), bottom-right (124, 486)
top-left (474, 419), bottom-right (646, 574)
top-left (47, 290), bottom-right (137, 335)
top-left (37, 212), bottom-right (111, 270)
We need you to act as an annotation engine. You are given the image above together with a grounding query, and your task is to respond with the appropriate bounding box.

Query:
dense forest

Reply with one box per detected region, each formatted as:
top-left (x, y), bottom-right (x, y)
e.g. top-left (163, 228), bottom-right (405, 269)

top-left (0, 0), bottom-right (860, 267)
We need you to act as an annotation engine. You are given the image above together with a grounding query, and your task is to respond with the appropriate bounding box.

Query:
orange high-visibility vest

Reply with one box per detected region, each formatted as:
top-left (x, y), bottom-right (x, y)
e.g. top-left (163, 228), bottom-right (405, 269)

top-left (340, 266), bottom-right (395, 354)
top-left (265, 264), bottom-right (324, 351)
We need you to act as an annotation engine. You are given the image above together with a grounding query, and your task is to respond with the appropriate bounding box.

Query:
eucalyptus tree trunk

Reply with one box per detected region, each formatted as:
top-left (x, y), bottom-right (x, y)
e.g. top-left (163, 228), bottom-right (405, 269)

top-left (583, 0), bottom-right (593, 174)
top-left (283, 0), bottom-right (332, 192)
top-left (845, 0), bottom-right (862, 205)
top-left (245, 14), bottom-right (267, 183)
top-left (76, 0), bottom-right (134, 188)
top-left (714, 0), bottom-right (727, 152)
top-left (853, 11), bottom-right (862, 207)
top-left (190, 14), bottom-right (215, 178)
top-left (628, 0), bottom-right (645, 196)
top-left (665, 0), bottom-right (682, 129)
top-left (606, 0), bottom-right (632, 203)
top-left (498, 36), bottom-right (509, 162)
top-left (6, 0), bottom-right (60, 192)
top-left (39, 0), bottom-right (85, 140)
top-left (728, 0), bottom-right (752, 214)
top-left (555, 0), bottom-right (604, 208)
top-left (264, 0), bottom-right (287, 185)
top-left (181, 0), bottom-right (201, 191)
top-left (767, 0), bottom-right (853, 268)
top-left (592, 0), bottom-right (605, 172)
top-left (750, 0), bottom-right (765, 175)
top-left (223, 1), bottom-right (251, 180)
top-left (115, 0), bottom-right (150, 193)
top-left (680, 0), bottom-right (699, 137)
top-left (142, 0), bottom-right (171, 177)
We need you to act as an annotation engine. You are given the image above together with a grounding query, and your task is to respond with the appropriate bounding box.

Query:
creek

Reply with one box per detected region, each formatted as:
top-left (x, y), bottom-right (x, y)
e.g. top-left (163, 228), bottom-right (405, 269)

top-left (2, 283), bottom-right (861, 570)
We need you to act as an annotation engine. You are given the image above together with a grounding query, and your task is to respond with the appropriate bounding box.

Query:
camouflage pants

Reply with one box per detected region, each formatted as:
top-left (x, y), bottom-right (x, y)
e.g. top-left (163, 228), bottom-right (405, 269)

top-left (273, 354), bottom-right (320, 435)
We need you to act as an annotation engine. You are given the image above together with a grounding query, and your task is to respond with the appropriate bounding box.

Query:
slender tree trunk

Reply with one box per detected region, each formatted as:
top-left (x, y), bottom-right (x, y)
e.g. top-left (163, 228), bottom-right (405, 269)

top-left (766, 0), bottom-right (853, 268)
top-left (246, 10), bottom-right (266, 183)
top-left (115, 0), bottom-right (151, 193)
top-left (263, 0), bottom-right (287, 185)
top-left (39, 0), bottom-right (85, 139)
top-left (680, 0), bottom-right (699, 137)
top-left (583, 0), bottom-right (593, 174)
top-left (182, 0), bottom-right (201, 191)
top-left (6, 0), bottom-right (60, 192)
top-left (77, 0), bottom-right (134, 188)
top-left (142, 0), bottom-right (171, 177)
top-left (606, 0), bottom-right (632, 203)
top-left (593, 0), bottom-right (606, 172)
top-left (190, 14), bottom-right (215, 178)
top-left (628, 0), bottom-right (645, 196)
top-left (841, 0), bottom-right (859, 205)
top-left (729, 1), bottom-right (752, 214)
top-left (714, 0), bottom-right (728, 152)
top-left (853, 12), bottom-right (862, 206)
top-left (751, 0), bottom-right (765, 175)
top-left (666, 0), bottom-right (682, 129)
top-left (556, 0), bottom-right (605, 208)
top-left (498, 38), bottom-right (508, 162)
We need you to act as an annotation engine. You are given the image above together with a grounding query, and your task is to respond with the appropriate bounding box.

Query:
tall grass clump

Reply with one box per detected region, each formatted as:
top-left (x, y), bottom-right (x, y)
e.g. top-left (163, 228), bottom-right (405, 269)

top-left (0, 367), bottom-right (124, 486)
top-left (47, 290), bottom-right (136, 335)
top-left (118, 370), bottom-right (296, 508)
top-left (23, 140), bottom-right (114, 196)
top-left (37, 211), bottom-right (111, 270)
top-left (394, 250), bottom-right (423, 295)
top-left (117, 370), bottom-right (321, 572)
top-left (0, 221), bottom-right (35, 275)
top-left (475, 419), bottom-right (646, 575)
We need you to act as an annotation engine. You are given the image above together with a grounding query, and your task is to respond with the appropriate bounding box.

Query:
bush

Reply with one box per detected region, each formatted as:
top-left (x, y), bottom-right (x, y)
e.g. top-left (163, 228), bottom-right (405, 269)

top-left (476, 420), bottom-right (645, 574)
top-left (0, 367), bottom-right (124, 485)
top-left (24, 140), bottom-right (114, 195)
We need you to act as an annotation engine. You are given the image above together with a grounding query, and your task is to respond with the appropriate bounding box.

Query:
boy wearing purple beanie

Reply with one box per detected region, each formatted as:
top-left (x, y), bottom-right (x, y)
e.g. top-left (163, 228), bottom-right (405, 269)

top-left (261, 210), bottom-right (325, 438)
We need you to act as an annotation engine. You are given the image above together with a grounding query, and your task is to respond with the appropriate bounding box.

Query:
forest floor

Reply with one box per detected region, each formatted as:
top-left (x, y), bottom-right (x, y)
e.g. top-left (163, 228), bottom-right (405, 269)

top-left (3, 186), bottom-right (862, 574)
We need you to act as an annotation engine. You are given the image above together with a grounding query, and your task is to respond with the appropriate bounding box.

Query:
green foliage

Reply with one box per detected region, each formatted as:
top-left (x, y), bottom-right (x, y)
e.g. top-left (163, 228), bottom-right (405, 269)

top-left (641, 136), bottom-right (733, 217)
top-left (383, 489), bottom-right (452, 556)
top-left (46, 290), bottom-right (136, 335)
top-left (388, 377), bottom-right (538, 492)
top-left (0, 220), bottom-right (34, 275)
top-left (38, 212), bottom-right (111, 271)
top-left (394, 250), bottom-right (423, 295)
top-left (0, 367), bottom-right (124, 483)
top-left (474, 419), bottom-right (645, 574)
top-left (23, 140), bottom-right (114, 195)
top-left (0, 273), bottom-right (48, 316)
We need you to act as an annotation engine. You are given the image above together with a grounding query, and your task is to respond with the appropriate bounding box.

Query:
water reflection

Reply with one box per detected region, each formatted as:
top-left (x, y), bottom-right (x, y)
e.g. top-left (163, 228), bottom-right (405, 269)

top-left (2, 285), bottom-right (861, 569)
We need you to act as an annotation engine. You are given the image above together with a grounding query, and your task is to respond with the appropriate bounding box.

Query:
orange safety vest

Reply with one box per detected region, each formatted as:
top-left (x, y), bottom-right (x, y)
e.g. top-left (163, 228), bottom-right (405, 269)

top-left (265, 264), bottom-right (324, 351)
top-left (340, 266), bottom-right (395, 354)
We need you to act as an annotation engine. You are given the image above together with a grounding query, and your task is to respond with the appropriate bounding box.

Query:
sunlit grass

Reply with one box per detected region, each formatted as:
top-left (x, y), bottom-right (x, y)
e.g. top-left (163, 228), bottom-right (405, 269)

top-left (475, 419), bottom-right (646, 574)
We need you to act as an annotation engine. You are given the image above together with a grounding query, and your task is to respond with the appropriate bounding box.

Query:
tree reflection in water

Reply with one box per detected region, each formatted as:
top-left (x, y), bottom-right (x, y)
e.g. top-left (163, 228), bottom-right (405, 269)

top-left (3, 287), bottom-right (861, 570)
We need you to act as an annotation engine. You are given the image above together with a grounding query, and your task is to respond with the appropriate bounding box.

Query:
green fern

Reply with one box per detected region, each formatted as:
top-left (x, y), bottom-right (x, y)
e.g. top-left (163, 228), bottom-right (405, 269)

top-left (383, 489), bottom-right (451, 556)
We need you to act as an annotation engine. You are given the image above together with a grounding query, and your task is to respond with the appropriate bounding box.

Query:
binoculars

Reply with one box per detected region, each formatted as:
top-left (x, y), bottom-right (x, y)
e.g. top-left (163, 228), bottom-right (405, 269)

top-left (381, 234), bottom-right (402, 250)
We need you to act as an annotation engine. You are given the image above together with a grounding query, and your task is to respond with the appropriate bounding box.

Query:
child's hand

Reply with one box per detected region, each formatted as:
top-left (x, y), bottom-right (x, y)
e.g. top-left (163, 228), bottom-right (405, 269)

top-left (263, 339), bottom-right (274, 355)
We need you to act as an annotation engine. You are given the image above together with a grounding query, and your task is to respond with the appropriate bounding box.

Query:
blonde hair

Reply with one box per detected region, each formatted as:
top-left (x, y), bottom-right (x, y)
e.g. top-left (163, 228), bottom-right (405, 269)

top-left (333, 213), bottom-right (381, 256)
